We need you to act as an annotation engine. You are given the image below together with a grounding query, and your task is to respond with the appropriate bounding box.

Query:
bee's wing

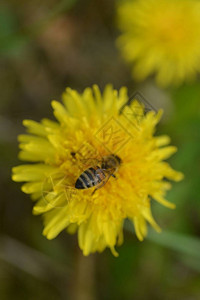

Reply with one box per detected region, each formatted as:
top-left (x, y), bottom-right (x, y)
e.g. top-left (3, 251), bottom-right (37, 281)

top-left (81, 157), bottom-right (101, 167)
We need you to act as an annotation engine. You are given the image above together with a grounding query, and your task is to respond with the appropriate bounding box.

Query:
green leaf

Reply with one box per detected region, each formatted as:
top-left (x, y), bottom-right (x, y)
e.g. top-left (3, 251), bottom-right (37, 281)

top-left (147, 229), bottom-right (200, 260)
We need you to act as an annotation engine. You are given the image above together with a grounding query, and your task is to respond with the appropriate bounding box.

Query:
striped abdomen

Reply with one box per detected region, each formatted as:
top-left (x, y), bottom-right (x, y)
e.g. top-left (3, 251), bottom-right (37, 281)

top-left (75, 167), bottom-right (106, 189)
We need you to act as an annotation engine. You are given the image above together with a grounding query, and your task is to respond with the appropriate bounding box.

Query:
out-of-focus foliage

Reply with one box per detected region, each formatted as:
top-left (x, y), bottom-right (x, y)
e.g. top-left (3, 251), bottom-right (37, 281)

top-left (0, 0), bottom-right (200, 299)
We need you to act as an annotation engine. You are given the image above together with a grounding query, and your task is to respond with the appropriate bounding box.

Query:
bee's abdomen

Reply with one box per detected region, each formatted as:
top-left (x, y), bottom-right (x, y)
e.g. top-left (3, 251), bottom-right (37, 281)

top-left (75, 167), bottom-right (105, 189)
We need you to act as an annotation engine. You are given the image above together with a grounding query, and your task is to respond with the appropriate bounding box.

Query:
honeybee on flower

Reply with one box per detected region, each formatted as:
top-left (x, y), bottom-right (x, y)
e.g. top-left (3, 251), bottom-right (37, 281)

top-left (12, 85), bottom-right (183, 256)
top-left (72, 152), bottom-right (121, 195)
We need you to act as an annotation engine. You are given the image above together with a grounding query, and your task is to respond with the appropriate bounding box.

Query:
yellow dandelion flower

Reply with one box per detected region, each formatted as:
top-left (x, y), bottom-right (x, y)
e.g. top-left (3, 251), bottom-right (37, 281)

top-left (12, 85), bottom-right (183, 256)
top-left (117, 0), bottom-right (200, 87)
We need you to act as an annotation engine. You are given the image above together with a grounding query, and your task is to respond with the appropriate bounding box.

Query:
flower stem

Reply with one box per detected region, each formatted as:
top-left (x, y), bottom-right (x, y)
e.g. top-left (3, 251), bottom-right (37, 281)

top-left (71, 250), bottom-right (96, 300)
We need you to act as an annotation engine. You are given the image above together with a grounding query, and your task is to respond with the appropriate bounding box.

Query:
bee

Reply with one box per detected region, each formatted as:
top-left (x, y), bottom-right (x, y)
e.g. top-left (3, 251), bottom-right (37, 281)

top-left (72, 153), bottom-right (121, 195)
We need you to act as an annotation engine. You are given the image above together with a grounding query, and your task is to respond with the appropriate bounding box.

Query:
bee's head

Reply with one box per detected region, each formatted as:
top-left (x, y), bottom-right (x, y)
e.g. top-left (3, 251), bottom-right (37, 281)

top-left (103, 154), bottom-right (121, 169)
top-left (112, 154), bottom-right (121, 165)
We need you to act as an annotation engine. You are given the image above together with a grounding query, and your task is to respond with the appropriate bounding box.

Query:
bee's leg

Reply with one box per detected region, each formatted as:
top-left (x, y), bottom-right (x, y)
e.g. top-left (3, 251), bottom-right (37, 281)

top-left (91, 180), bottom-right (108, 196)
top-left (91, 188), bottom-right (97, 196)
top-left (111, 174), bottom-right (116, 179)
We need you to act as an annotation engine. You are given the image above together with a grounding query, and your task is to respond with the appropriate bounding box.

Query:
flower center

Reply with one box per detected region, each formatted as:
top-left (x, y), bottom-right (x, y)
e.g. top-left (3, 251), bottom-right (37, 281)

top-left (147, 2), bottom-right (198, 55)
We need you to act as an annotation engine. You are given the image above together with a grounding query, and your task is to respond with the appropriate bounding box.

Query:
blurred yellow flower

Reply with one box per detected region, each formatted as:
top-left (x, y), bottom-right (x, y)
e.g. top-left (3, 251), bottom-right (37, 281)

top-left (12, 85), bottom-right (183, 256)
top-left (117, 0), bottom-right (200, 87)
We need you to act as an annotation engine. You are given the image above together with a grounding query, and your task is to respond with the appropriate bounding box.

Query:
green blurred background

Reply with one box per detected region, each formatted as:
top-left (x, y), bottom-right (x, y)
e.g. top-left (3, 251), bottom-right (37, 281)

top-left (0, 0), bottom-right (200, 299)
